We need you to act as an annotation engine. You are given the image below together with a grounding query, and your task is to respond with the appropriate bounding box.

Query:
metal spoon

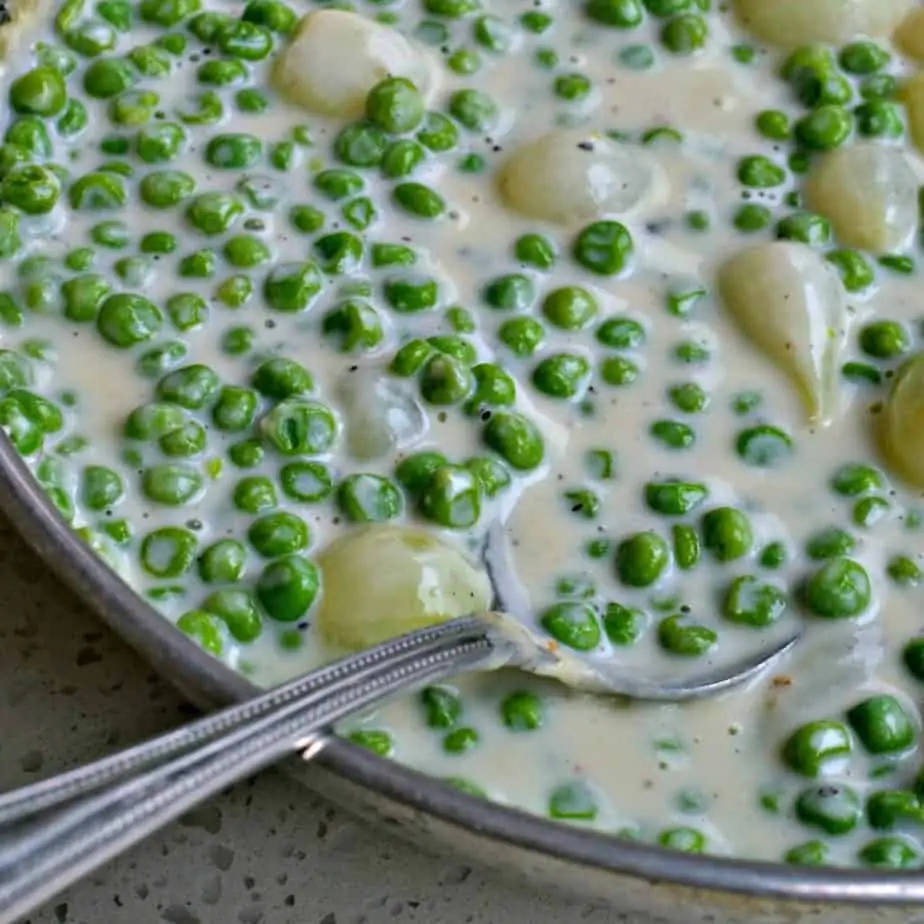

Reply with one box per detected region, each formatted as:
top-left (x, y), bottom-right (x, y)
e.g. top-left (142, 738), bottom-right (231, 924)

top-left (0, 523), bottom-right (799, 924)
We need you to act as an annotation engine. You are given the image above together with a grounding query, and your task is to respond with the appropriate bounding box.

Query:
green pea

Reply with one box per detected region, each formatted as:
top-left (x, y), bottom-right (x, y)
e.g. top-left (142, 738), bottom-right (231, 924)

top-left (672, 524), bottom-right (700, 570)
top-left (482, 273), bottom-right (534, 311)
top-left (649, 419), bottom-right (695, 450)
top-left (10, 67), bottom-right (66, 115)
top-left (644, 480), bottom-right (707, 516)
top-left (595, 317), bottom-right (644, 351)
top-left (722, 575), bottom-right (787, 628)
top-left (572, 221), bottom-right (633, 276)
top-left (858, 837), bottom-right (922, 870)
top-left (395, 452), bottom-right (444, 494)
top-left (313, 168), bottom-right (363, 201)
top-left (263, 262), bottom-right (323, 312)
top-left (236, 87), bottom-right (269, 112)
top-left (186, 192), bottom-right (243, 236)
top-left (198, 538), bottom-right (247, 583)
top-left (179, 248), bottom-right (216, 278)
top-left (256, 554), bottom-right (319, 622)
top-left (859, 320), bottom-right (909, 360)
top-left (499, 691), bottom-right (543, 731)
top-left (839, 40), bottom-right (889, 75)
top-left (233, 475), bottom-right (277, 514)
top-left (466, 457), bottom-right (510, 498)
top-left (542, 286), bottom-right (597, 330)
top-left (156, 363), bottom-right (218, 409)
top-left (831, 462), bottom-right (884, 497)
top-left (313, 231), bottom-right (362, 275)
top-left (755, 109), bottom-right (790, 141)
top-left (82, 57), bottom-right (136, 100)
top-left (68, 170), bottom-right (126, 211)
top-left (141, 462), bottom-right (203, 505)
top-left (252, 357), bottom-right (313, 398)
top-left (216, 20), bottom-right (272, 59)
top-left (443, 726), bottom-right (479, 754)
top-left (128, 44), bottom-right (172, 77)
top-left (201, 589), bottom-right (262, 642)
top-left (548, 781), bottom-right (598, 821)
top-left (392, 181), bottom-right (446, 219)
top-left (81, 464), bottom-right (124, 510)
top-left (380, 139), bottom-right (425, 178)
top-left (616, 531), bottom-right (670, 587)
top-left (260, 398), bottom-right (337, 455)
top-left (136, 342), bottom-right (187, 380)
top-left (701, 507), bottom-right (753, 562)
top-left (805, 527), bottom-right (854, 561)
top-left (337, 473), bottom-right (402, 522)
top-left (733, 203), bottom-right (772, 233)
top-left (498, 316), bottom-right (544, 357)
top-left (803, 558), bottom-right (871, 619)
top-left (196, 58), bottom-right (248, 86)
top-left (176, 610), bottom-right (223, 654)
top-left (660, 13), bottom-right (707, 54)
top-left (781, 720), bottom-right (852, 777)
top-left (482, 411), bottom-right (544, 470)
top-left (513, 233), bottom-right (555, 270)
top-left (322, 299), bottom-right (383, 353)
top-left (601, 602), bottom-right (643, 646)
top-left (1, 165), bottom-right (60, 215)
top-left (861, 74), bottom-right (898, 101)
top-left (737, 155), bottom-right (786, 188)
top-left (139, 169), bottom-right (195, 208)
top-left (421, 685), bottom-right (462, 728)
top-left (371, 242), bottom-right (415, 268)
top-left (210, 385), bottom-right (257, 432)
top-left (187, 10), bottom-right (232, 41)
top-left (585, 0), bottom-right (643, 27)
top-left (279, 461), bottom-right (332, 503)
top-left (889, 556), bottom-right (924, 587)
top-left (365, 77), bottom-right (425, 134)
top-left (658, 827), bottom-right (707, 854)
top-left (795, 105), bottom-right (853, 150)
top-left (140, 526), bottom-right (197, 578)
top-left (96, 293), bottom-right (161, 348)
top-left (177, 89), bottom-right (225, 123)
top-left (448, 88), bottom-right (498, 131)
top-left (795, 784), bottom-right (861, 836)
top-left (139, 0), bottom-right (200, 26)
top-left (242, 0), bottom-right (296, 33)
top-left (657, 614), bottom-right (716, 657)
top-left (204, 133), bottom-right (262, 170)
top-left (164, 292), bottom-right (206, 333)
top-left (854, 100), bottom-right (903, 139)
top-left (532, 353), bottom-right (591, 399)
top-left (847, 695), bottom-right (915, 755)
top-left (853, 495), bottom-right (890, 528)
top-left (124, 401), bottom-right (186, 440)
top-left (247, 511), bottom-right (309, 559)
top-left (735, 425), bottom-right (794, 468)
top-left (383, 274), bottom-right (439, 313)
top-left (419, 354), bottom-right (473, 406)
top-left (540, 601), bottom-right (601, 651)
top-left (867, 790), bottom-right (924, 831)
top-left (416, 111), bottom-right (459, 152)
top-left (463, 363), bottom-right (515, 416)
top-left (348, 729), bottom-right (393, 755)
top-left (159, 420), bottom-right (206, 457)
top-left (141, 231), bottom-right (178, 254)
top-left (904, 638), bottom-right (924, 683)
top-left (5, 117), bottom-right (51, 157)
top-left (825, 249), bottom-right (875, 293)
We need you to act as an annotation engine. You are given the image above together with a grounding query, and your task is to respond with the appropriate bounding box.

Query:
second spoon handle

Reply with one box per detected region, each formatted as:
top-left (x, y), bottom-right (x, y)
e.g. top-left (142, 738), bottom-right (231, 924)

top-left (0, 618), bottom-right (500, 924)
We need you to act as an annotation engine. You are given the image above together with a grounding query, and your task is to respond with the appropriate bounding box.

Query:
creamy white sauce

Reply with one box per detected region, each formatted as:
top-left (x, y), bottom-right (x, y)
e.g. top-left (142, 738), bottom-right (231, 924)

top-left (2, 0), bottom-right (924, 867)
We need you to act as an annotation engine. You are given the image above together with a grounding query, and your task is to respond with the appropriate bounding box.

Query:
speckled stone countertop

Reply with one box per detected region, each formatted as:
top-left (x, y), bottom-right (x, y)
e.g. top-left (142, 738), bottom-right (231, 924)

top-left (0, 514), bottom-right (642, 924)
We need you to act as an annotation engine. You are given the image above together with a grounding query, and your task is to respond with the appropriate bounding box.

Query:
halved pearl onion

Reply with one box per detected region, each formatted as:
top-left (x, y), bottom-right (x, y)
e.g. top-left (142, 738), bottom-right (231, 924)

top-left (496, 130), bottom-right (666, 226)
top-left (879, 353), bottom-right (924, 488)
top-left (717, 241), bottom-right (848, 426)
top-left (900, 71), bottom-right (924, 155)
top-left (315, 524), bottom-right (493, 650)
top-left (272, 10), bottom-right (436, 118)
top-left (804, 143), bottom-right (918, 255)
top-left (732, 0), bottom-right (912, 48)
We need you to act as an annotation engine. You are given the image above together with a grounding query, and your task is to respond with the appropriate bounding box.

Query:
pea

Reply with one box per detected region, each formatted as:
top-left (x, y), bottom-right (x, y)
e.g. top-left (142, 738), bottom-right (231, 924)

top-left (362, 77), bottom-right (425, 135)
top-left (595, 317), bottom-right (645, 351)
top-left (261, 398), bottom-right (337, 455)
top-left (383, 274), bottom-right (439, 313)
top-left (321, 299), bottom-right (384, 354)
top-left (616, 531), bottom-right (670, 587)
top-left (337, 473), bottom-right (402, 522)
top-left (501, 691), bottom-right (543, 731)
top-left (156, 363), bottom-right (219, 409)
top-left (371, 242), bottom-right (414, 268)
top-left (139, 0), bottom-right (199, 26)
top-left (256, 555), bottom-right (319, 622)
top-left (733, 203), bottom-right (772, 233)
top-left (722, 575), bottom-right (787, 628)
top-left (196, 58), bottom-right (248, 87)
top-left (421, 685), bottom-right (462, 728)
top-left (806, 527), bottom-right (854, 561)
top-left (392, 182), bottom-right (446, 220)
top-left (443, 726), bottom-right (479, 754)
top-left (380, 139), bottom-right (425, 178)
top-left (135, 123), bottom-right (189, 164)
top-left (10, 67), bottom-right (66, 115)
top-left (263, 262), bottom-right (323, 313)
top-left (208, 385), bottom-right (256, 433)
top-left (313, 168), bottom-right (363, 201)
top-left (1, 165), bottom-right (60, 215)
top-left (858, 837), bottom-right (922, 870)
top-left (252, 358), bottom-right (313, 398)
top-left (737, 155), bottom-right (786, 188)
top-left (861, 74), bottom-right (898, 101)
top-left (448, 48), bottom-right (482, 75)
top-left (585, 0), bottom-right (643, 26)
top-left (141, 462), bottom-right (203, 506)
top-left (867, 790), bottom-right (924, 830)
top-left (216, 20), bottom-right (272, 59)
top-left (82, 57), bottom-right (136, 100)
top-left (128, 44), bottom-right (172, 78)
top-left (236, 87), bottom-right (269, 112)
top-left (463, 363), bottom-right (515, 416)
top-left (187, 10), bottom-right (232, 41)
top-left (447, 88), bottom-right (498, 132)
top-left (233, 475), bottom-right (277, 514)
top-left (781, 720), bottom-right (852, 777)
top-left (756, 109), bottom-right (790, 141)
top-left (658, 828), bottom-right (706, 854)
top-left (859, 320), bottom-right (909, 360)
top-left (6, 117), bottom-right (51, 157)
top-left (95, 293), bottom-right (162, 348)
top-left (530, 353), bottom-right (590, 400)
top-left (139, 169), bottom-right (195, 208)
top-left (179, 248), bottom-right (216, 278)
top-left (644, 480), bottom-right (707, 516)
top-left (602, 602), bottom-right (645, 646)
top-left (782, 840), bottom-right (827, 866)
top-left (417, 354), bottom-right (472, 406)
top-left (124, 401), bottom-right (186, 440)
top-left (177, 89), bottom-right (224, 123)
top-left (57, 99), bottom-right (88, 137)
top-left (176, 610), bottom-right (223, 654)
top-left (203, 132), bottom-right (262, 170)
top-left (69, 170), bottom-right (127, 212)
top-left (548, 781), bottom-right (598, 821)
top-left (140, 526), bottom-right (198, 579)
top-left (826, 249), bottom-right (875, 293)
top-left (159, 420), bottom-right (206, 457)
top-left (649, 419), bottom-right (695, 450)
top-left (279, 461), bottom-right (332, 504)
top-left (831, 462), bottom-right (884, 497)
top-left (701, 507), bottom-right (753, 562)
top-left (186, 192), bottom-right (244, 236)
top-left (498, 317), bottom-right (544, 357)
top-left (416, 463), bottom-right (479, 528)
top-left (246, 511), bottom-right (309, 559)
top-left (839, 40), bottom-right (889, 75)
top-left (803, 558), bottom-right (871, 620)
top-left (540, 601), bottom-right (601, 651)
top-left (541, 286), bottom-right (597, 330)
top-left (572, 221), bottom-right (633, 277)
top-left (854, 100), bottom-right (903, 139)
top-left (672, 524), bottom-right (700, 571)
top-left (482, 411), bottom-right (544, 471)
top-left (81, 464), bottom-right (124, 510)
top-left (242, 0), bottom-right (296, 33)
top-left (198, 538), bottom-right (247, 583)
top-left (199, 589), bottom-right (261, 643)
top-left (348, 729), bottom-right (393, 756)
top-left (416, 112), bottom-right (459, 152)
top-left (847, 695), bottom-right (915, 755)
top-left (795, 784), bottom-right (861, 836)
top-left (735, 425), bottom-right (794, 468)
top-left (482, 273), bottom-right (534, 311)
top-left (657, 614), bottom-right (716, 657)
top-left (141, 231), bottom-right (178, 255)
top-left (660, 13), bottom-right (707, 54)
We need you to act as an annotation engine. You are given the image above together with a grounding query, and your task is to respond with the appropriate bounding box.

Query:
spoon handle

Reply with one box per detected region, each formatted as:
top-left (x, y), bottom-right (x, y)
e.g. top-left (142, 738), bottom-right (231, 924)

top-left (0, 617), bottom-right (498, 924)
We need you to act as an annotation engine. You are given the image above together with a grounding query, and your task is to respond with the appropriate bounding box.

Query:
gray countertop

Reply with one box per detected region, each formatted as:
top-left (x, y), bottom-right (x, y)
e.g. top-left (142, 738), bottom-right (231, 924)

top-left (0, 515), bottom-right (623, 924)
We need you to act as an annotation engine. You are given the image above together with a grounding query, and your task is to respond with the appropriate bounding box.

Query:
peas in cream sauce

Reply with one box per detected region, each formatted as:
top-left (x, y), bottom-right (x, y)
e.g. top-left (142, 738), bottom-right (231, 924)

top-left (4, 0), bottom-right (924, 870)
